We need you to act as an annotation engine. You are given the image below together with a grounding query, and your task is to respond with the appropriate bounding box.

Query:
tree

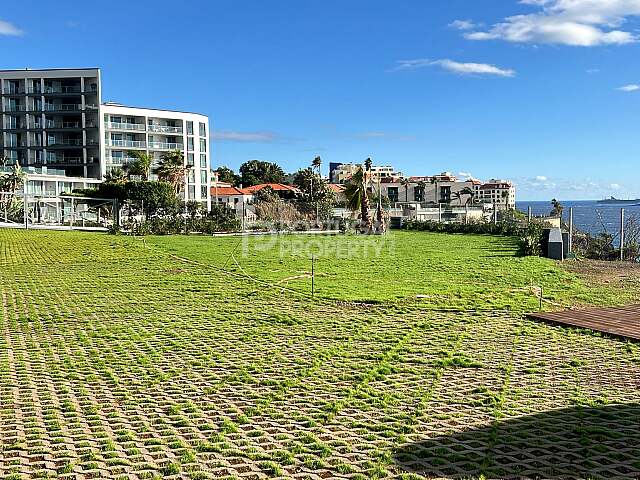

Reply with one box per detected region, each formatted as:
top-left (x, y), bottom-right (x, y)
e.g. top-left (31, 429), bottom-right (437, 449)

top-left (104, 167), bottom-right (127, 184)
top-left (213, 166), bottom-right (241, 186)
top-left (551, 198), bottom-right (563, 217)
top-left (293, 168), bottom-right (336, 220)
top-left (125, 151), bottom-right (153, 180)
top-left (344, 166), bottom-right (373, 233)
top-left (0, 163), bottom-right (27, 210)
top-left (239, 160), bottom-right (285, 187)
top-left (415, 181), bottom-right (427, 202)
top-left (452, 187), bottom-right (475, 205)
top-left (153, 150), bottom-right (189, 194)
top-left (400, 178), bottom-right (410, 202)
top-left (431, 176), bottom-right (439, 204)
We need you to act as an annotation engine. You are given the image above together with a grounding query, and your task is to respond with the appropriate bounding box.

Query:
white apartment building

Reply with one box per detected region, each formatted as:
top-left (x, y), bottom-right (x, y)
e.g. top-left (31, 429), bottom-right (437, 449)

top-left (0, 67), bottom-right (211, 214)
top-left (330, 162), bottom-right (403, 184)
top-left (102, 103), bottom-right (210, 208)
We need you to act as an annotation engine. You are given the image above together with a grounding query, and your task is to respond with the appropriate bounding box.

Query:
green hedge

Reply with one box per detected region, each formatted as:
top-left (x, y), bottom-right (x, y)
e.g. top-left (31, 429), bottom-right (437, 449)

top-left (403, 219), bottom-right (544, 256)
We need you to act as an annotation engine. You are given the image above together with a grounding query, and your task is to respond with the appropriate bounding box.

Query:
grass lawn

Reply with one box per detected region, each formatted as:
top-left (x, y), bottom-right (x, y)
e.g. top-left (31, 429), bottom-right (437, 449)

top-left (148, 231), bottom-right (637, 311)
top-left (1, 228), bottom-right (639, 479)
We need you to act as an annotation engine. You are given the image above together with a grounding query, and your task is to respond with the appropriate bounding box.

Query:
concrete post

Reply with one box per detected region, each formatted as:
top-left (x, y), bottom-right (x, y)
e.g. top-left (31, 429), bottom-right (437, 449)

top-left (438, 203), bottom-right (442, 223)
top-left (568, 207), bottom-right (573, 253)
top-left (620, 208), bottom-right (625, 261)
top-left (23, 181), bottom-right (28, 229)
top-left (528, 206), bottom-right (532, 223)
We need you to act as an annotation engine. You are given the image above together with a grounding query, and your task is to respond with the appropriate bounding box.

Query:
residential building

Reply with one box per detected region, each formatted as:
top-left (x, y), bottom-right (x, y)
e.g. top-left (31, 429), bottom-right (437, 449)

top-left (0, 67), bottom-right (211, 217)
top-left (102, 102), bottom-right (210, 208)
top-left (244, 183), bottom-right (302, 199)
top-left (211, 182), bottom-right (253, 207)
top-left (474, 180), bottom-right (516, 209)
top-left (329, 162), bottom-right (403, 184)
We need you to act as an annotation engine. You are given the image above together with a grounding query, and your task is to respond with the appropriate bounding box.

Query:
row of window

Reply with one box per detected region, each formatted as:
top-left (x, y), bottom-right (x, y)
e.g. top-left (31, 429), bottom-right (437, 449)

top-left (106, 116), bottom-right (207, 137)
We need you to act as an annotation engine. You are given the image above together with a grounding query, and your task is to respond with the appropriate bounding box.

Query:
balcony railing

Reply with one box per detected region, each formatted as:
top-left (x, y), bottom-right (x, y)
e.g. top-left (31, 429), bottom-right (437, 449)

top-left (48, 139), bottom-right (83, 147)
top-left (106, 156), bottom-right (137, 165)
top-left (2, 87), bottom-right (25, 95)
top-left (44, 86), bottom-right (81, 94)
top-left (47, 157), bottom-right (84, 165)
top-left (109, 139), bottom-right (146, 148)
top-left (148, 124), bottom-right (183, 134)
top-left (43, 104), bottom-right (82, 112)
top-left (106, 122), bottom-right (146, 131)
top-left (5, 105), bottom-right (27, 112)
top-left (148, 141), bottom-right (183, 150)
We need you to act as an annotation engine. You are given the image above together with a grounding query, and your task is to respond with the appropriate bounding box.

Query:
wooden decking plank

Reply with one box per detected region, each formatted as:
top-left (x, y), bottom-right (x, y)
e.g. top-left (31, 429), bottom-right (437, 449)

top-left (528, 305), bottom-right (640, 341)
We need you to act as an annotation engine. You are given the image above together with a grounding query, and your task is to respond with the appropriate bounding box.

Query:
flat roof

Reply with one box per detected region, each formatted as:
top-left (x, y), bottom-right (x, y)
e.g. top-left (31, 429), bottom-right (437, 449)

top-left (102, 102), bottom-right (208, 117)
top-left (0, 67), bottom-right (100, 73)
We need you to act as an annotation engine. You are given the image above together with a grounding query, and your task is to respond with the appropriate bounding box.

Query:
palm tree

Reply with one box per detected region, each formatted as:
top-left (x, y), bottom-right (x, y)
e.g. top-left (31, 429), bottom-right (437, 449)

top-left (430, 176), bottom-right (439, 205)
top-left (103, 167), bottom-right (127, 184)
top-left (153, 150), bottom-right (189, 194)
top-left (0, 163), bottom-right (27, 209)
top-left (126, 151), bottom-right (153, 180)
top-left (344, 167), bottom-right (373, 233)
top-left (400, 178), bottom-right (410, 203)
top-left (312, 156), bottom-right (322, 176)
top-left (452, 187), bottom-right (475, 206)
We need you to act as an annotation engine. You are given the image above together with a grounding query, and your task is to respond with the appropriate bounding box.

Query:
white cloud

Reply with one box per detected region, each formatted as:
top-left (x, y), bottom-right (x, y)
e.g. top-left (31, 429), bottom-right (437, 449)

top-left (391, 58), bottom-right (515, 77)
top-left (535, 175), bottom-right (548, 181)
top-left (210, 130), bottom-right (279, 143)
top-left (449, 19), bottom-right (477, 31)
top-left (618, 84), bottom-right (640, 91)
top-left (0, 19), bottom-right (23, 36)
top-left (586, 68), bottom-right (600, 74)
top-left (610, 183), bottom-right (622, 190)
top-left (459, 171), bottom-right (473, 178)
top-left (463, 0), bottom-right (640, 47)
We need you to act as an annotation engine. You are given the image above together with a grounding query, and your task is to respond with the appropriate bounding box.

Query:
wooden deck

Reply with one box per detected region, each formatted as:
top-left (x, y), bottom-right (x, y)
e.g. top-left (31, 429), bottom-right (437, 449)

top-left (528, 305), bottom-right (640, 341)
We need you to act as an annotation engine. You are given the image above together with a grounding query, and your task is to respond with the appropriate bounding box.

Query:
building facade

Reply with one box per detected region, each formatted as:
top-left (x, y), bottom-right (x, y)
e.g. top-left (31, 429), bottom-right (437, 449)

top-left (0, 68), bottom-right (211, 213)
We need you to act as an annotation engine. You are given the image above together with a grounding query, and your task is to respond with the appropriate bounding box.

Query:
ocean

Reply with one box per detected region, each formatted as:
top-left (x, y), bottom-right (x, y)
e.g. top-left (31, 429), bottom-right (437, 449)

top-left (516, 200), bottom-right (640, 238)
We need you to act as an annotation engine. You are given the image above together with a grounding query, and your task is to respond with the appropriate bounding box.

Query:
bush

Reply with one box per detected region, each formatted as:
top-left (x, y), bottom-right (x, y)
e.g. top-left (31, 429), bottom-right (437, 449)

top-left (74, 181), bottom-right (179, 216)
top-left (404, 219), bottom-right (544, 257)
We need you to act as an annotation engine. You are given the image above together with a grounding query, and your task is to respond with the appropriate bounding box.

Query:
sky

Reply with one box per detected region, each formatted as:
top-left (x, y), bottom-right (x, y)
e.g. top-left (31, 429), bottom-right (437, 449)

top-left (1, 0), bottom-right (640, 200)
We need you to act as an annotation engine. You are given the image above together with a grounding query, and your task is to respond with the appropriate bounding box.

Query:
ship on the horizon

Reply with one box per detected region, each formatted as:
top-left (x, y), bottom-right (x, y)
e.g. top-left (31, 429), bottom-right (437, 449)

top-left (597, 196), bottom-right (640, 205)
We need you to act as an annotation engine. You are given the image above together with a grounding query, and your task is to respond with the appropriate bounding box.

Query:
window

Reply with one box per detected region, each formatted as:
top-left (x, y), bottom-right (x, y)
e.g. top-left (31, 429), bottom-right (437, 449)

top-left (188, 185), bottom-right (196, 199)
top-left (186, 121), bottom-right (193, 135)
top-left (200, 154), bottom-right (207, 168)
top-left (187, 153), bottom-right (194, 167)
top-left (199, 138), bottom-right (207, 152)
top-left (187, 137), bottom-right (194, 151)
top-left (200, 170), bottom-right (207, 184)
top-left (199, 122), bottom-right (206, 137)
top-left (387, 187), bottom-right (399, 203)
top-left (201, 186), bottom-right (208, 199)
top-left (414, 186), bottom-right (424, 202)
top-left (111, 116), bottom-right (121, 124)
top-left (188, 170), bottom-right (196, 183)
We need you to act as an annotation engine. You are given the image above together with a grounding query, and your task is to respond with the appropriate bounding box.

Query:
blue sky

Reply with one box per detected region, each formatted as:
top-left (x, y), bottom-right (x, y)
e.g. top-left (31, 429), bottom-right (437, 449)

top-left (2, 0), bottom-right (640, 200)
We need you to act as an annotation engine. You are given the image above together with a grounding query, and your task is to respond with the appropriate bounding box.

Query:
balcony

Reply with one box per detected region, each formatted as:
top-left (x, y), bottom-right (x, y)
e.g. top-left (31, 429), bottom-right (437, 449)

top-left (109, 139), bottom-right (146, 148)
top-left (148, 124), bottom-right (183, 134)
top-left (148, 141), bottom-right (183, 150)
top-left (106, 156), bottom-right (136, 165)
top-left (47, 138), bottom-right (83, 147)
top-left (44, 104), bottom-right (82, 112)
top-left (2, 87), bottom-right (25, 95)
top-left (106, 122), bottom-right (146, 131)
top-left (5, 105), bottom-right (27, 112)
top-left (44, 85), bottom-right (82, 94)
top-left (47, 157), bottom-right (85, 165)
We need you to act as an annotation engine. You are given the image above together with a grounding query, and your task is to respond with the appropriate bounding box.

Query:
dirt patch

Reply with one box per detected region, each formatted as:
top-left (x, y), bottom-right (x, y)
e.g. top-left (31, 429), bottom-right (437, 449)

top-left (562, 259), bottom-right (640, 288)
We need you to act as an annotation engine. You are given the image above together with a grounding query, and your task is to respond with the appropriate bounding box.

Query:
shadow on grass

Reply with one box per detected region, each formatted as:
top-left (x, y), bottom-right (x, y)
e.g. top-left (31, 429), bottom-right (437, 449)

top-left (394, 404), bottom-right (640, 479)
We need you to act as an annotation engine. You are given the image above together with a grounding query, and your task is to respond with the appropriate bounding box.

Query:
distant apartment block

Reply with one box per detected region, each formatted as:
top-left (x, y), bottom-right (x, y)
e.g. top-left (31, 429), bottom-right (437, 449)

top-left (329, 162), bottom-right (403, 184)
top-left (0, 68), bottom-right (211, 209)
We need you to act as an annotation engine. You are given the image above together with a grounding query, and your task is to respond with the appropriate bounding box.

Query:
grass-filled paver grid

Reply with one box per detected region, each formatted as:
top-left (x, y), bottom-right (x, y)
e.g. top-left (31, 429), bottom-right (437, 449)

top-left (0, 229), bottom-right (639, 479)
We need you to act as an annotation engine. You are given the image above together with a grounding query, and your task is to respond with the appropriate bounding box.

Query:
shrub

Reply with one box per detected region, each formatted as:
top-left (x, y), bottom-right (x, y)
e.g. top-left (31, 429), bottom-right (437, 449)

top-left (404, 219), bottom-right (544, 257)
